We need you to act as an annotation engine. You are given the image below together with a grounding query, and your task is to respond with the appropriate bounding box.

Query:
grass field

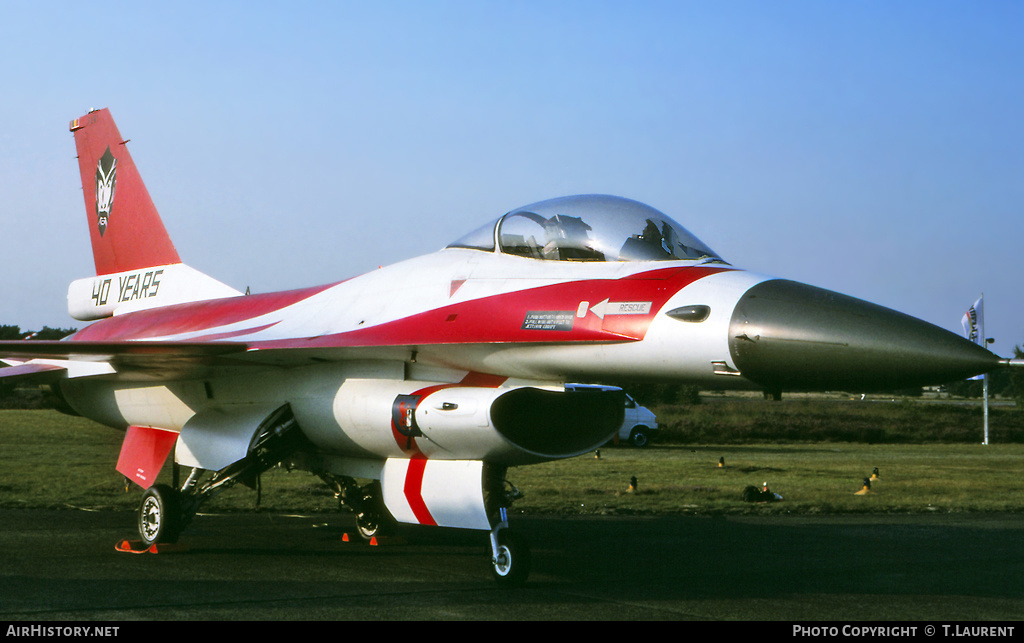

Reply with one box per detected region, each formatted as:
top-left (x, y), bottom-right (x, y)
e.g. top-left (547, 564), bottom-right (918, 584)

top-left (1, 402), bottom-right (1023, 517)
top-left (509, 441), bottom-right (1024, 515)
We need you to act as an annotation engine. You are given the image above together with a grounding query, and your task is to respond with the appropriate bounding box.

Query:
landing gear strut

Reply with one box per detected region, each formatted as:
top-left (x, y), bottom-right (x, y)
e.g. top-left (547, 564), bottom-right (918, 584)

top-left (489, 507), bottom-right (530, 585)
top-left (316, 474), bottom-right (397, 542)
top-left (487, 477), bottom-right (529, 585)
top-left (323, 466), bottom-right (532, 584)
top-left (135, 405), bottom-right (306, 546)
top-left (350, 480), bottom-right (395, 542)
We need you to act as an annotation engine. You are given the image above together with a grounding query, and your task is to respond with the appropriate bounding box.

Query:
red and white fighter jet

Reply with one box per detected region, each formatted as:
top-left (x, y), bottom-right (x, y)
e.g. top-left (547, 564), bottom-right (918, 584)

top-left (0, 109), bottom-right (1006, 583)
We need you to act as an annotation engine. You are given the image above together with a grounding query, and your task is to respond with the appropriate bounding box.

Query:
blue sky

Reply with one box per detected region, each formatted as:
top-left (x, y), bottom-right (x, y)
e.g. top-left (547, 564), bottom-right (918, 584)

top-left (2, 1), bottom-right (1022, 357)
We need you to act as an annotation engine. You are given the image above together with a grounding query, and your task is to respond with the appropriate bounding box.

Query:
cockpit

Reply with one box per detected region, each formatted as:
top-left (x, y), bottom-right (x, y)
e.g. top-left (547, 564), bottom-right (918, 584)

top-left (447, 195), bottom-right (725, 263)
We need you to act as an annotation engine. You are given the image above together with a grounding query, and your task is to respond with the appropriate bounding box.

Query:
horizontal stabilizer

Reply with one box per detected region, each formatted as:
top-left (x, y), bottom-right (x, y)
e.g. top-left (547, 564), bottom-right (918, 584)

top-left (0, 362), bottom-right (67, 383)
top-left (0, 340), bottom-right (248, 361)
top-left (0, 341), bottom-right (249, 380)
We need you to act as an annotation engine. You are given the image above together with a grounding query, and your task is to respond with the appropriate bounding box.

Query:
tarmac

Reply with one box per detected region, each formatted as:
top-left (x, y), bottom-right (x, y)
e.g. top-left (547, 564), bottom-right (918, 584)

top-left (1, 508), bottom-right (1022, 621)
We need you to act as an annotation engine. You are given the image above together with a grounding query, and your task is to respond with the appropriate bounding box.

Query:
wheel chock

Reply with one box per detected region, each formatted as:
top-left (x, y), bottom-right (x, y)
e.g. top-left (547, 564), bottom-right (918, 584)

top-left (115, 539), bottom-right (187, 554)
top-left (150, 542), bottom-right (187, 553)
top-left (115, 539), bottom-right (154, 554)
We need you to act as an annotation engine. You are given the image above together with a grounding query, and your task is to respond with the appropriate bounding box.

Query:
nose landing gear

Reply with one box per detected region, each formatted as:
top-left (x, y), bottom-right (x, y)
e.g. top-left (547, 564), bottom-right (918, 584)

top-left (489, 506), bottom-right (530, 585)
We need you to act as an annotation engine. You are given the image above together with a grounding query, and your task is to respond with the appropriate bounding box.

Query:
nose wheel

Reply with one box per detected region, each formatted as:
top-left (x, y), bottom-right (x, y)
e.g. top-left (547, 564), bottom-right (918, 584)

top-left (489, 508), bottom-right (530, 585)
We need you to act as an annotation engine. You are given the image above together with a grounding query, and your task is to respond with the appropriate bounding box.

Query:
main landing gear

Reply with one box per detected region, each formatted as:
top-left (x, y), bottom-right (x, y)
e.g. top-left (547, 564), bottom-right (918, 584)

top-left (135, 405), bottom-right (305, 547)
top-left (138, 484), bottom-right (183, 545)
top-left (132, 411), bottom-right (532, 585)
top-left (322, 468), bottom-right (532, 585)
top-left (317, 475), bottom-right (397, 543)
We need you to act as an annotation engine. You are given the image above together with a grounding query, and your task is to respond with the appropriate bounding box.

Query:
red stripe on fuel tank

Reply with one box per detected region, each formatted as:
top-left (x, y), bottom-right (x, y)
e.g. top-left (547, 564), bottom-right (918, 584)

top-left (403, 455), bottom-right (436, 526)
top-left (389, 372), bottom-right (507, 452)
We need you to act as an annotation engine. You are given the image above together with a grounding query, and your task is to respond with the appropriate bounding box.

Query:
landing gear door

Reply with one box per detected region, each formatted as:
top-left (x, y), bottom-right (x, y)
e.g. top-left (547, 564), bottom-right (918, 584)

top-left (175, 404), bottom-right (281, 471)
top-left (116, 425), bottom-right (179, 488)
top-left (381, 458), bottom-right (492, 531)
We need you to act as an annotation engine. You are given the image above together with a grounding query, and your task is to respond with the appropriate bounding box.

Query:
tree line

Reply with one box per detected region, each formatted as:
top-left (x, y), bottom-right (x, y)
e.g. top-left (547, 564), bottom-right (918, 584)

top-left (1, 324), bottom-right (77, 341)
top-left (0, 325), bottom-right (78, 408)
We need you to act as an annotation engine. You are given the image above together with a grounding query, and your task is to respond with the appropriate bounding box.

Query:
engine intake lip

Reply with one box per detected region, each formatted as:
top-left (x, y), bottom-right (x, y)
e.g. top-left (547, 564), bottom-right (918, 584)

top-left (490, 387), bottom-right (624, 459)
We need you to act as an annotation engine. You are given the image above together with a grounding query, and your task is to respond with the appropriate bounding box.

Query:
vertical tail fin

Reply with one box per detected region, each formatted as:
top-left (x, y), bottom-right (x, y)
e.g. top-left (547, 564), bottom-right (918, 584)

top-left (67, 109), bottom-right (241, 321)
top-left (70, 108), bottom-right (181, 275)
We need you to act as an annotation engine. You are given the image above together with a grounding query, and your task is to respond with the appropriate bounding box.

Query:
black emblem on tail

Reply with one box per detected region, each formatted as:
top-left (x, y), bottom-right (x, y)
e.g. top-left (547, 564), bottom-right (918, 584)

top-left (95, 146), bottom-right (117, 236)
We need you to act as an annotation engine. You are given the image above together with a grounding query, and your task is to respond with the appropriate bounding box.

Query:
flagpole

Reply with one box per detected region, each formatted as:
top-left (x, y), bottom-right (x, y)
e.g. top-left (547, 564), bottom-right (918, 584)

top-left (962, 294), bottom-right (989, 445)
top-left (982, 293), bottom-right (989, 445)
top-left (983, 372), bottom-right (989, 445)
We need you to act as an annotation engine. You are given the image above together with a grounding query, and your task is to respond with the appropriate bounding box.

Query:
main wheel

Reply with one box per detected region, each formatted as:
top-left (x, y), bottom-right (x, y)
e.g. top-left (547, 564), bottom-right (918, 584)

top-left (353, 481), bottom-right (394, 541)
top-left (138, 484), bottom-right (182, 545)
top-left (355, 509), bottom-right (392, 541)
top-left (491, 530), bottom-right (530, 586)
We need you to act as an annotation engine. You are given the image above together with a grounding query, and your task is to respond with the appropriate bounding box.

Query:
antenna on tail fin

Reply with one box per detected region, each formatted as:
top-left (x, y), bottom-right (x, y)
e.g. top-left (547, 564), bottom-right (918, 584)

top-left (67, 109), bottom-right (241, 321)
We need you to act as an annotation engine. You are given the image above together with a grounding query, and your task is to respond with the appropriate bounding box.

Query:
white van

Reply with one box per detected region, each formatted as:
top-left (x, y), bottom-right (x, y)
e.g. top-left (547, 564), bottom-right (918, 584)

top-left (618, 393), bottom-right (658, 447)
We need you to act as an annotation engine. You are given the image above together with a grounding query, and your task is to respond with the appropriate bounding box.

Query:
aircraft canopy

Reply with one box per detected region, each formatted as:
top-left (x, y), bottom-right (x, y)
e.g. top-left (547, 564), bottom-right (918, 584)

top-left (447, 195), bottom-right (724, 263)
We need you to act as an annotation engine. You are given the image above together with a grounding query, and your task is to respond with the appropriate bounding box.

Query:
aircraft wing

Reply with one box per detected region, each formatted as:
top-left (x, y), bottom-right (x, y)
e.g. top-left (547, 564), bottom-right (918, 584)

top-left (0, 340), bottom-right (252, 382)
top-left (0, 340), bottom-right (249, 361)
top-left (0, 338), bottom-right (442, 382)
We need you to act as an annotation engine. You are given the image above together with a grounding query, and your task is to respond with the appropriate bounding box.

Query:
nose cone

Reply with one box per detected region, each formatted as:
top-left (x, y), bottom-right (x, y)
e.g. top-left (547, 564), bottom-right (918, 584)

top-left (729, 280), bottom-right (998, 392)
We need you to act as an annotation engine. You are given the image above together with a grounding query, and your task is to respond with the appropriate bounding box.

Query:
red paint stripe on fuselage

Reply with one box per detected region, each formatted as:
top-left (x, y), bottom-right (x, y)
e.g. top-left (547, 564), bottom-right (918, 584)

top-left (257, 266), bottom-right (731, 350)
top-left (70, 283), bottom-right (338, 342)
top-left (68, 265), bottom-right (728, 350)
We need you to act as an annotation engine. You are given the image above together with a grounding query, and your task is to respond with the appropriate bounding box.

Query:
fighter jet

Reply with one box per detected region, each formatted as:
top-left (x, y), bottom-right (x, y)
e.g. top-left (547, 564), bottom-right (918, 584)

top-left (0, 109), bottom-right (1008, 584)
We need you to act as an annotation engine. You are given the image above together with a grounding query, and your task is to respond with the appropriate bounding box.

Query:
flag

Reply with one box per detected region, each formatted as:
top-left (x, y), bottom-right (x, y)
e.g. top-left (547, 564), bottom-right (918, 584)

top-left (961, 296), bottom-right (984, 380)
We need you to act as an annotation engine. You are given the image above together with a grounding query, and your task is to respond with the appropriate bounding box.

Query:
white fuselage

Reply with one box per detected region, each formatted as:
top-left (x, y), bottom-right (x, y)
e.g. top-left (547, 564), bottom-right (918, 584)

top-left (58, 248), bottom-right (769, 466)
